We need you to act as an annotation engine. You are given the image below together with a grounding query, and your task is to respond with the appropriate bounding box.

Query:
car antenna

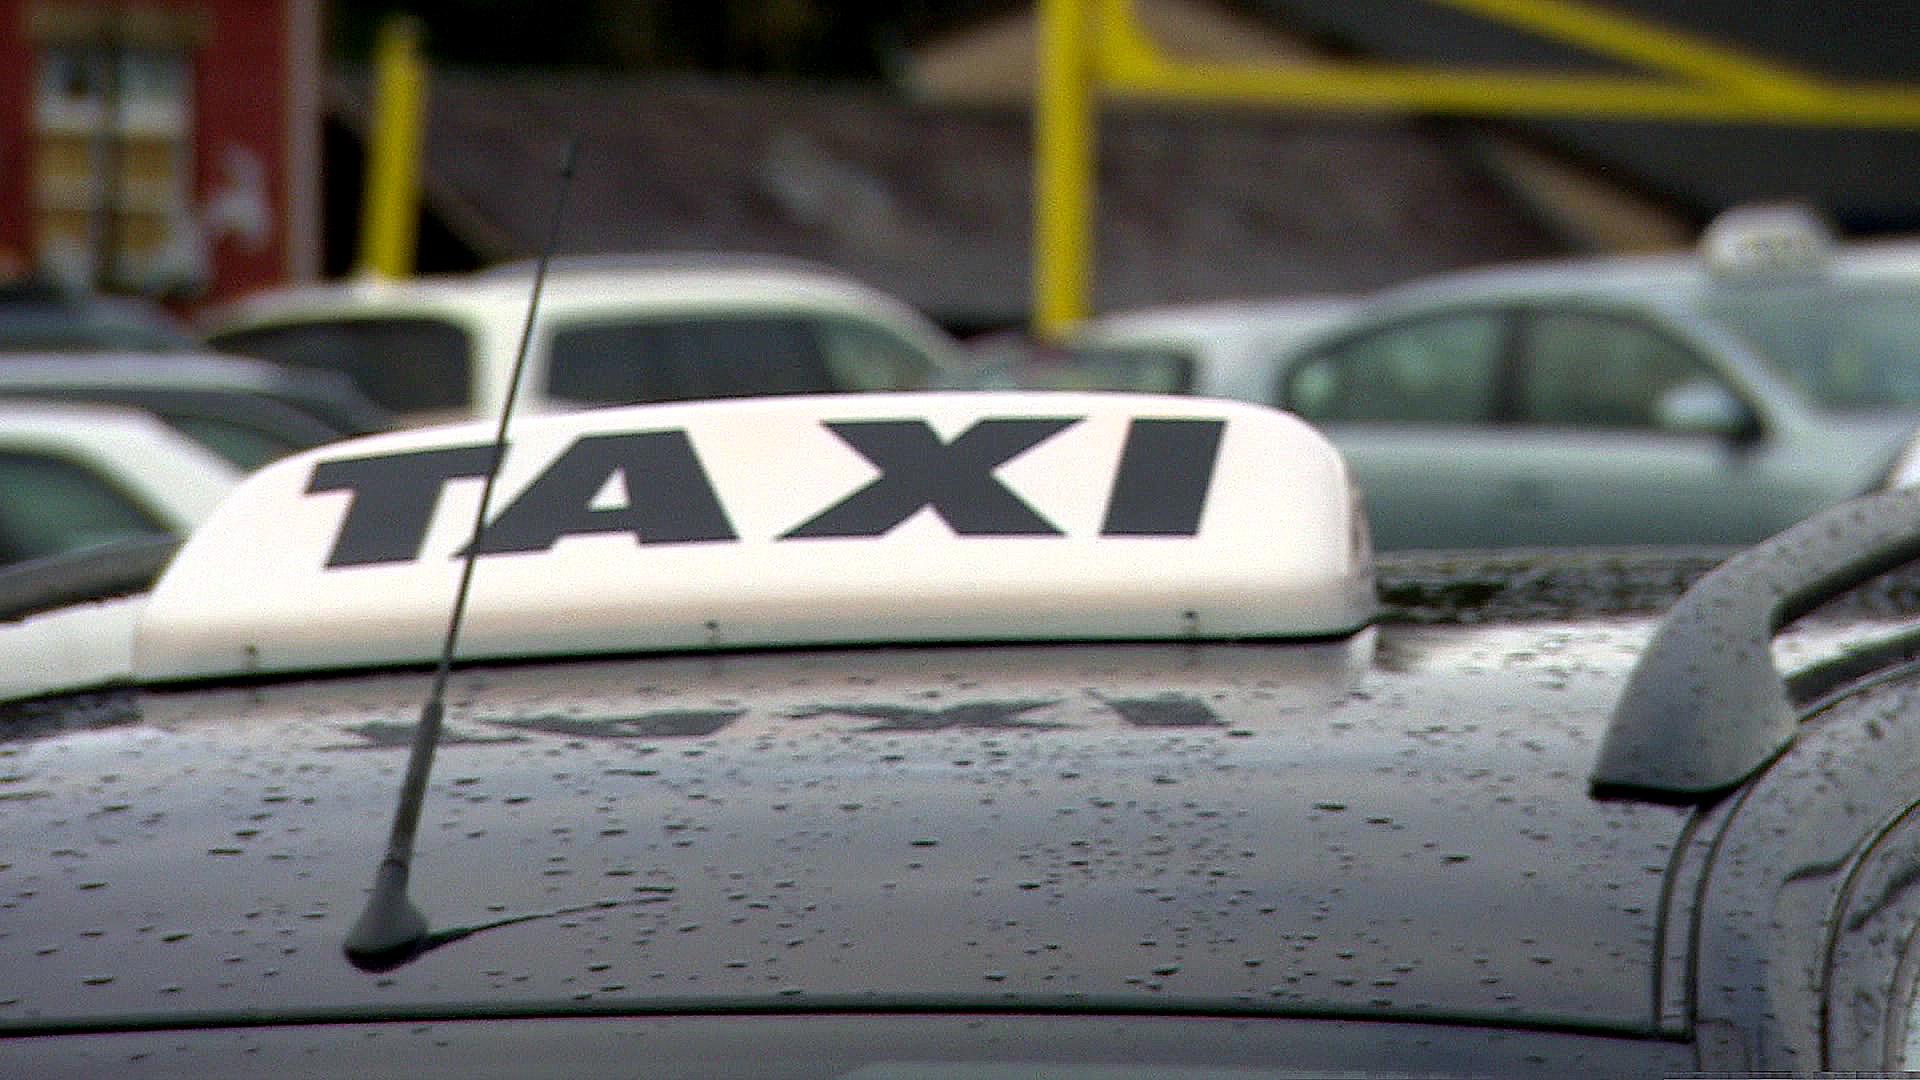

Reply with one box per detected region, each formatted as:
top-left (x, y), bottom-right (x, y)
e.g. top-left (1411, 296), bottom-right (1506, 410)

top-left (344, 137), bottom-right (579, 974)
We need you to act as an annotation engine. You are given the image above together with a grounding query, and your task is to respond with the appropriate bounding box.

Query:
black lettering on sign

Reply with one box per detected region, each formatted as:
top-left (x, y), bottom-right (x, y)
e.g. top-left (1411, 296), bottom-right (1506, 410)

top-left (308, 444), bottom-right (498, 567)
top-left (468, 431), bottom-right (736, 555)
top-left (1100, 418), bottom-right (1226, 536)
top-left (782, 418), bottom-right (1079, 539)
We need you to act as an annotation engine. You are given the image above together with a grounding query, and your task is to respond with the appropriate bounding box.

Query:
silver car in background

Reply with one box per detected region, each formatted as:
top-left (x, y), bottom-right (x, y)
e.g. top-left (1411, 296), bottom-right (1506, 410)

top-left (1265, 207), bottom-right (1920, 550)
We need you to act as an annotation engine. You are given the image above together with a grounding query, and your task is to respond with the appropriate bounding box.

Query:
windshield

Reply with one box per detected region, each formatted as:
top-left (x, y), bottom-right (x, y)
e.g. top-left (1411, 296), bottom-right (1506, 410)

top-left (1698, 282), bottom-right (1920, 409)
top-left (210, 317), bottom-right (473, 414)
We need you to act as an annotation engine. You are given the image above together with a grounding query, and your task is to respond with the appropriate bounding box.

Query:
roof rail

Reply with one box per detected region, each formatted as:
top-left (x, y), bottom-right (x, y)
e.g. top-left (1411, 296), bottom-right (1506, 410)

top-left (1592, 488), bottom-right (1920, 799)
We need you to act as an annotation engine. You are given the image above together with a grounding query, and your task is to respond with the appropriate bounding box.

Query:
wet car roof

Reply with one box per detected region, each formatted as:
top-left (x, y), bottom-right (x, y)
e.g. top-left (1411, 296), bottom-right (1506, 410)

top-left (0, 629), bottom-right (1681, 1032)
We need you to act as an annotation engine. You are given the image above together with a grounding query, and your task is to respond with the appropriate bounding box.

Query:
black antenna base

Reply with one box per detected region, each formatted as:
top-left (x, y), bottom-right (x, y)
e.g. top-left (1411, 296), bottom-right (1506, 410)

top-left (343, 857), bottom-right (431, 973)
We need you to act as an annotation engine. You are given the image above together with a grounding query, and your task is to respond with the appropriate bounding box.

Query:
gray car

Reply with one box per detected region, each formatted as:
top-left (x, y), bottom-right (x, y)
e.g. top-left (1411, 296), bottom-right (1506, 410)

top-left (1269, 209), bottom-right (1920, 550)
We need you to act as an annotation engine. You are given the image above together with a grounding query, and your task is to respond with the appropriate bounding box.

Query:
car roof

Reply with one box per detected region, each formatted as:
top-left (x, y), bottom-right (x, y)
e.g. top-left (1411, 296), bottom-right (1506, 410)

top-left (0, 350), bottom-right (393, 431)
top-left (0, 280), bottom-right (199, 352)
top-left (204, 264), bottom-right (954, 335)
top-left (0, 630), bottom-right (1682, 1031)
top-left (1364, 239), bottom-right (1920, 314)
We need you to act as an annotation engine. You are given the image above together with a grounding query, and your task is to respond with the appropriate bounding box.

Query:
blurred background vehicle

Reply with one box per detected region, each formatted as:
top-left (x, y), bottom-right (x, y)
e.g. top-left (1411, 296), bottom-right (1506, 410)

top-left (0, 278), bottom-right (199, 353)
top-left (203, 256), bottom-right (975, 423)
top-left (1263, 207), bottom-right (1920, 549)
top-left (0, 399), bottom-right (237, 567)
top-left (0, 352), bottom-right (392, 469)
top-left (1060, 294), bottom-right (1358, 398)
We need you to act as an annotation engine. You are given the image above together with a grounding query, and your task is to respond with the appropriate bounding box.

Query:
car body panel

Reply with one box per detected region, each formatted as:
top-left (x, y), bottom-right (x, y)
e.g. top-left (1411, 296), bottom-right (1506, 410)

top-left (0, 352), bottom-right (393, 467)
top-left (0, 632), bottom-right (1687, 1036)
top-left (1065, 296), bottom-right (1358, 402)
top-left (0, 1014), bottom-right (1696, 1078)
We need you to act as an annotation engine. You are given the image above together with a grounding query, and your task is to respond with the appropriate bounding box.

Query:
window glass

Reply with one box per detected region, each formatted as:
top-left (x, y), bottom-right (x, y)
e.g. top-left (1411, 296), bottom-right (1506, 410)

top-left (1036, 345), bottom-right (1195, 393)
top-left (1701, 283), bottom-right (1920, 409)
top-left (211, 318), bottom-right (472, 414)
top-left (1521, 310), bottom-right (1723, 429)
top-left (0, 451), bottom-right (167, 564)
top-left (1281, 312), bottom-right (1503, 423)
top-left (545, 316), bottom-right (839, 405)
top-left (815, 318), bottom-right (937, 390)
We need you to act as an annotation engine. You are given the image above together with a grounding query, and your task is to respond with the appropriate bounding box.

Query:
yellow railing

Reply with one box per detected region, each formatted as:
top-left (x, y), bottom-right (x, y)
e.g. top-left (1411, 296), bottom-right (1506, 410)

top-left (357, 15), bottom-right (428, 279)
top-left (1033, 0), bottom-right (1920, 338)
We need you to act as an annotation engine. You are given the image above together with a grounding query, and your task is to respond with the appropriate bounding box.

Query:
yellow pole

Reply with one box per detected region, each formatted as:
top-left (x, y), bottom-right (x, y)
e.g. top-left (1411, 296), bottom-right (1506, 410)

top-left (358, 16), bottom-right (427, 279)
top-left (1032, 0), bottom-right (1095, 341)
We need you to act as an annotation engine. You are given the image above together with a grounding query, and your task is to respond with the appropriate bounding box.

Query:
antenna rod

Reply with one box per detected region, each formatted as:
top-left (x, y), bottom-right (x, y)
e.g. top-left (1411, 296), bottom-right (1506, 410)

top-left (345, 138), bottom-right (580, 973)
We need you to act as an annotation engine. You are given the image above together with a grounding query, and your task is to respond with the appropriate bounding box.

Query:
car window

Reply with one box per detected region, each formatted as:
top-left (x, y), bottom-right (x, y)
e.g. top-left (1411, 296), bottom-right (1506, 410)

top-left (209, 317), bottom-right (472, 414)
top-left (545, 315), bottom-right (840, 405)
top-left (0, 450), bottom-right (167, 563)
top-left (1040, 344), bottom-right (1195, 393)
top-left (1700, 283), bottom-right (1920, 410)
top-left (1520, 309), bottom-right (1727, 429)
top-left (815, 317), bottom-right (938, 390)
top-left (1280, 311), bottom-right (1504, 423)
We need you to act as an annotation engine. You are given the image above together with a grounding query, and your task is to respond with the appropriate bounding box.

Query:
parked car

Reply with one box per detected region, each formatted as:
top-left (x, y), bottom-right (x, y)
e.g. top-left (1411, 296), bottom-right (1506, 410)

top-left (1055, 294), bottom-right (1358, 398)
top-left (1264, 206), bottom-right (1920, 550)
top-left (0, 277), bottom-right (199, 353)
top-left (6, 391), bottom-right (1920, 1075)
top-left (0, 351), bottom-right (392, 469)
top-left (0, 399), bottom-right (237, 567)
top-left (202, 255), bottom-right (973, 423)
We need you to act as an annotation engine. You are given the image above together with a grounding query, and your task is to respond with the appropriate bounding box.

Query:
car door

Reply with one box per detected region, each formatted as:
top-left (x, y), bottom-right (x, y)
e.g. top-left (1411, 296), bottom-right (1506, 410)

top-left (1277, 307), bottom-right (1521, 550)
top-left (1504, 305), bottom-right (1771, 546)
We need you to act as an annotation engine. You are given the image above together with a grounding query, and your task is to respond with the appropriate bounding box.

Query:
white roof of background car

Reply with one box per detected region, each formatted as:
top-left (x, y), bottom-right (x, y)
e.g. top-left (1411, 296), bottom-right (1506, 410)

top-left (0, 399), bottom-right (240, 532)
top-left (133, 391), bottom-right (1374, 682)
top-left (201, 260), bottom-right (968, 417)
top-left (1357, 204), bottom-right (1915, 314)
top-left (1069, 295), bottom-right (1358, 401)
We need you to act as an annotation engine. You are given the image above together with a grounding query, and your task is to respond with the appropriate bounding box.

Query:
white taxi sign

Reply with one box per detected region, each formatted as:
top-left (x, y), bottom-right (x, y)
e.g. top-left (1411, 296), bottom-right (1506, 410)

top-left (134, 393), bottom-right (1373, 680)
top-left (1700, 202), bottom-right (1833, 280)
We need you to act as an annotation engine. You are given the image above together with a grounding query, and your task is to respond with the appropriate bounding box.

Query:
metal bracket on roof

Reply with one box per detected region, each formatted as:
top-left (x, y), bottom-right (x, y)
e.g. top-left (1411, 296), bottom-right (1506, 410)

top-left (1592, 487), bottom-right (1920, 799)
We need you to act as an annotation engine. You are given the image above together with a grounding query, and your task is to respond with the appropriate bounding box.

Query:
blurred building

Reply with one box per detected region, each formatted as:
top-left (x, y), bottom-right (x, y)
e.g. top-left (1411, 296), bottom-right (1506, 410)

top-left (0, 0), bottom-right (321, 303)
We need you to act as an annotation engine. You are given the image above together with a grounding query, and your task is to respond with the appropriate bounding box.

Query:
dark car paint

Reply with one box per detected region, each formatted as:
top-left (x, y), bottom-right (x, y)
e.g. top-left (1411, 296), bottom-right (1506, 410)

top-left (0, 1015), bottom-right (1696, 1078)
top-left (0, 636), bottom-right (1685, 1038)
top-left (7, 568), bottom-right (1920, 1073)
top-left (0, 353), bottom-right (394, 465)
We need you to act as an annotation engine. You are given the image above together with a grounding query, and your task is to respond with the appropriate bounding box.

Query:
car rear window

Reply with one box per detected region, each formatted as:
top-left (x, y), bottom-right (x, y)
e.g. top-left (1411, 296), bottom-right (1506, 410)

top-left (545, 316), bottom-right (840, 405)
top-left (0, 450), bottom-right (167, 564)
top-left (210, 317), bottom-right (471, 413)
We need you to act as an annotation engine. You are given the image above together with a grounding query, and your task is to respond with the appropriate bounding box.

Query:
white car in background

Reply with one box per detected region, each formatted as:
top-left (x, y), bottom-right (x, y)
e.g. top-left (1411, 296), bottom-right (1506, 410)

top-left (202, 255), bottom-right (973, 423)
top-left (0, 399), bottom-right (239, 567)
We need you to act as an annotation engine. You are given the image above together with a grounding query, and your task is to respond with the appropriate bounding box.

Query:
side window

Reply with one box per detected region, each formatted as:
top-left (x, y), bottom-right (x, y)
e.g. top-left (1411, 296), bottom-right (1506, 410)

top-left (815, 318), bottom-right (937, 391)
top-left (0, 450), bottom-right (167, 565)
top-left (210, 318), bottom-right (472, 414)
top-left (1281, 312), bottom-right (1504, 423)
top-left (546, 317), bottom-right (838, 405)
top-left (1520, 310), bottom-right (1729, 430)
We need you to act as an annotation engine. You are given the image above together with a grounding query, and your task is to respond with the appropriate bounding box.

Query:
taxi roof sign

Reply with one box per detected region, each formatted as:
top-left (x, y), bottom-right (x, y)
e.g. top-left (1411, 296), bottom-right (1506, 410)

top-left (134, 393), bottom-right (1373, 680)
top-left (1699, 203), bottom-right (1834, 281)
